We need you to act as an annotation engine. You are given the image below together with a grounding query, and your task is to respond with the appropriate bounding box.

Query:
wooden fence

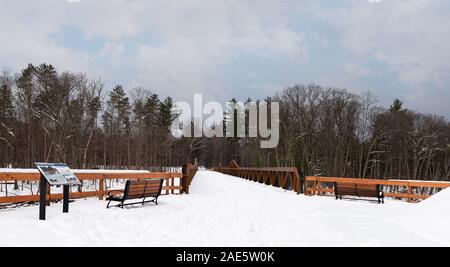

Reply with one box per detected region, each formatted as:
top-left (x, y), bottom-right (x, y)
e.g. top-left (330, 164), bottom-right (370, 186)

top-left (305, 176), bottom-right (450, 202)
top-left (214, 161), bottom-right (303, 194)
top-left (0, 171), bottom-right (184, 205)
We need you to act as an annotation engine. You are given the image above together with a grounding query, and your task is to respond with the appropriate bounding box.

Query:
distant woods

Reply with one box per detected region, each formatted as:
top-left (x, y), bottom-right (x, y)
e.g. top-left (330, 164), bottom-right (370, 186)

top-left (282, 86), bottom-right (450, 180)
top-left (0, 64), bottom-right (179, 171)
top-left (1, 64), bottom-right (450, 180)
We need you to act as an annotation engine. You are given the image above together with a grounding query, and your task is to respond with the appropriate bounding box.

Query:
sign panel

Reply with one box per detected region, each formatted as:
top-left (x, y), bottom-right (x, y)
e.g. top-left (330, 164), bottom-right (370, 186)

top-left (35, 162), bottom-right (81, 186)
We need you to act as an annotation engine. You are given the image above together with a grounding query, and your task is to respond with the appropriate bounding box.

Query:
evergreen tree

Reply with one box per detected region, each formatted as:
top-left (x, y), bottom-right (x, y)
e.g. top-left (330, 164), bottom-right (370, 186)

top-left (390, 98), bottom-right (403, 113)
top-left (144, 94), bottom-right (160, 130)
top-left (0, 72), bottom-right (15, 162)
top-left (0, 77), bottom-right (14, 123)
top-left (16, 64), bottom-right (37, 166)
top-left (16, 64), bottom-right (37, 110)
top-left (158, 97), bottom-right (177, 130)
top-left (107, 85), bottom-right (131, 132)
top-left (35, 64), bottom-right (59, 115)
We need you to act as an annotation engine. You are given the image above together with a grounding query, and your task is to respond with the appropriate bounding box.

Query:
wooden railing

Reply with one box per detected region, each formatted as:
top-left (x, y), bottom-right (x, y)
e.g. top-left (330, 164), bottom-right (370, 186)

top-left (305, 176), bottom-right (450, 202)
top-left (214, 163), bottom-right (303, 194)
top-left (0, 170), bottom-right (184, 205)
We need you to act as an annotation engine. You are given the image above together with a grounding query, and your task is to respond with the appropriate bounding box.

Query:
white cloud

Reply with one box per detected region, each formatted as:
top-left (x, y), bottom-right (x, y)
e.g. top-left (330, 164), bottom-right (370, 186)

top-left (0, 0), bottom-right (449, 117)
top-left (0, 0), bottom-right (306, 101)
top-left (0, 21), bottom-right (90, 73)
top-left (98, 42), bottom-right (126, 66)
top-left (331, 0), bottom-right (450, 87)
top-left (344, 62), bottom-right (372, 77)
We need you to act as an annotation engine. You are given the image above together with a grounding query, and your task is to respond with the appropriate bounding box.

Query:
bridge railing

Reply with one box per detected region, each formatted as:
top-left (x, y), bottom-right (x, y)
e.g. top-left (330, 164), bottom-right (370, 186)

top-left (214, 166), bottom-right (303, 194)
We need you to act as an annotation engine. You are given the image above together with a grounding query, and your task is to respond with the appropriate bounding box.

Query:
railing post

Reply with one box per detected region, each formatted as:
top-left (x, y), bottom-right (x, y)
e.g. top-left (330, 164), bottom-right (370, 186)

top-left (46, 182), bottom-right (51, 206)
top-left (314, 176), bottom-right (319, 195)
top-left (293, 172), bottom-right (297, 193)
top-left (304, 177), bottom-right (309, 196)
top-left (99, 175), bottom-right (105, 200)
top-left (182, 164), bottom-right (189, 194)
top-left (165, 178), bottom-right (170, 195)
top-left (407, 183), bottom-right (412, 203)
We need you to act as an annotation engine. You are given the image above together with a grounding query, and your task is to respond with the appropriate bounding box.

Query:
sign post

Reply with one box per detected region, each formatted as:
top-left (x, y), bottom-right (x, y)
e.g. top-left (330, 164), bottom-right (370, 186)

top-left (63, 185), bottom-right (69, 213)
top-left (39, 173), bottom-right (47, 220)
top-left (35, 163), bottom-right (81, 220)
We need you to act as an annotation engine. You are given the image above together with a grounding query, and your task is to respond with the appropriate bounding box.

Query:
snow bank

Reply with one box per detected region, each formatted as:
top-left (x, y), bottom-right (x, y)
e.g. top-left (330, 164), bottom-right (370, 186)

top-left (402, 188), bottom-right (450, 246)
top-left (418, 188), bottom-right (450, 208)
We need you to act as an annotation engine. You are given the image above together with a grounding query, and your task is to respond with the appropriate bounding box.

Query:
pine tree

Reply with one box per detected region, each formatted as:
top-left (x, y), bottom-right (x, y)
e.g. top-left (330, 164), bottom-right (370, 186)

top-left (0, 72), bottom-right (15, 166)
top-left (389, 99), bottom-right (403, 113)
top-left (0, 78), bottom-right (14, 123)
top-left (144, 94), bottom-right (160, 131)
top-left (35, 63), bottom-right (59, 119)
top-left (107, 85), bottom-right (131, 132)
top-left (103, 85), bottom-right (131, 167)
top-left (16, 64), bottom-right (37, 166)
top-left (158, 97), bottom-right (177, 129)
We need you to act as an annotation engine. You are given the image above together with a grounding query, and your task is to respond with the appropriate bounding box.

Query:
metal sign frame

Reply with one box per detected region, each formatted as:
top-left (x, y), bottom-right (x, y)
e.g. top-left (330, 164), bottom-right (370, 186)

top-left (35, 163), bottom-right (80, 220)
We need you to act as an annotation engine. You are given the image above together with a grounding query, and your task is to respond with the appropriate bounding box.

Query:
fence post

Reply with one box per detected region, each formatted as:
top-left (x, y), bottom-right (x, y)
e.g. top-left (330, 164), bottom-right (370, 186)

top-left (407, 183), bottom-right (412, 203)
top-left (99, 175), bottom-right (105, 200)
top-left (46, 182), bottom-right (51, 206)
top-left (182, 164), bottom-right (189, 194)
top-left (315, 178), bottom-right (320, 195)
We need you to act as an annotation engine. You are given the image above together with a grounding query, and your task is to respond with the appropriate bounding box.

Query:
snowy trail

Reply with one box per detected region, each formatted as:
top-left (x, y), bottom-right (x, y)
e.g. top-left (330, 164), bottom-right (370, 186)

top-left (0, 170), bottom-right (446, 246)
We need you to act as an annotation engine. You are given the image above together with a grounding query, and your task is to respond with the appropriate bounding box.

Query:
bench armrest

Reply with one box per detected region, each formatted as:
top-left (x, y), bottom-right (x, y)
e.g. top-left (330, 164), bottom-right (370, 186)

top-left (108, 190), bottom-right (124, 197)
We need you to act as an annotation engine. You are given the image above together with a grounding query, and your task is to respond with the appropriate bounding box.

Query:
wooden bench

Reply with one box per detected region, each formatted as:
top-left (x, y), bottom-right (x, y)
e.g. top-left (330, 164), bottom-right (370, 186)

top-left (334, 182), bottom-right (384, 204)
top-left (106, 179), bottom-right (163, 209)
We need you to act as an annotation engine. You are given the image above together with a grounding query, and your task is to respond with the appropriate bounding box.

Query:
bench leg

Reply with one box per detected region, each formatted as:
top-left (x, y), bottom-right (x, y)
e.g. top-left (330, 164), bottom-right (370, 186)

top-left (140, 197), bottom-right (159, 206)
top-left (107, 200), bottom-right (125, 209)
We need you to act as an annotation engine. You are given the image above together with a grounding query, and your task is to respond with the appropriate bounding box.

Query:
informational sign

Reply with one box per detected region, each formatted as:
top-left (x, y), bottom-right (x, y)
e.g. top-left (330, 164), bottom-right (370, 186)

top-left (35, 162), bottom-right (81, 186)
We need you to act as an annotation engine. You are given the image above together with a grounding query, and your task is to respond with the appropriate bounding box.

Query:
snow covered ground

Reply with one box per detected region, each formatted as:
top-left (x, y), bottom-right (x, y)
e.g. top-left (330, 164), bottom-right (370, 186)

top-left (0, 170), bottom-right (449, 247)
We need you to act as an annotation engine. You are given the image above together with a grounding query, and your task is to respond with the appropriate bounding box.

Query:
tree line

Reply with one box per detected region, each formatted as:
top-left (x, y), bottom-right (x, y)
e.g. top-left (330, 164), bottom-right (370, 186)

top-left (0, 64), bottom-right (181, 171)
top-left (1, 64), bottom-right (450, 180)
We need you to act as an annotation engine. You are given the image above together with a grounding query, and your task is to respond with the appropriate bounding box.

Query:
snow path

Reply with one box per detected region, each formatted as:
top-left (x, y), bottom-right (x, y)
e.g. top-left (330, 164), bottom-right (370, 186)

top-left (0, 170), bottom-right (445, 246)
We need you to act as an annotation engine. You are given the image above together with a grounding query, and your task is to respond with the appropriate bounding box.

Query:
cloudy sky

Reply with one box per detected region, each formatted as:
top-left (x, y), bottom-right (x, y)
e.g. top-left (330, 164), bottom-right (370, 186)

top-left (1, 0), bottom-right (449, 117)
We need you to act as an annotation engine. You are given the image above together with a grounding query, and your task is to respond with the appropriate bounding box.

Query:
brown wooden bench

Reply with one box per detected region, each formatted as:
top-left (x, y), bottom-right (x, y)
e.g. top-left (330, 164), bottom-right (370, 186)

top-left (106, 179), bottom-right (163, 208)
top-left (334, 182), bottom-right (384, 204)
